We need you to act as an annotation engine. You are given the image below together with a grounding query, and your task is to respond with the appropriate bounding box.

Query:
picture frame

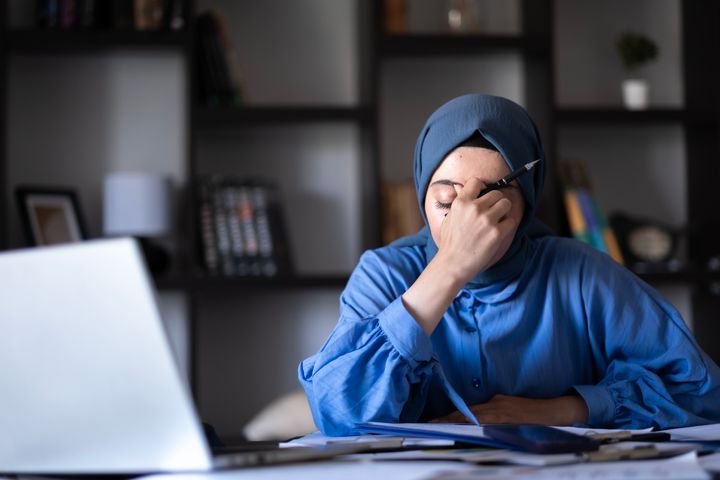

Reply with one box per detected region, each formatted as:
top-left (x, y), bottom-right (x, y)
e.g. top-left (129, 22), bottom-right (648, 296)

top-left (15, 187), bottom-right (88, 246)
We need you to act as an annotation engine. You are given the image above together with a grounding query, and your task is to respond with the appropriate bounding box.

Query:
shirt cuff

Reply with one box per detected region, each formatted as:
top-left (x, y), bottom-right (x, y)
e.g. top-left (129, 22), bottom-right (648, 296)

top-left (573, 384), bottom-right (616, 427)
top-left (378, 297), bottom-right (433, 368)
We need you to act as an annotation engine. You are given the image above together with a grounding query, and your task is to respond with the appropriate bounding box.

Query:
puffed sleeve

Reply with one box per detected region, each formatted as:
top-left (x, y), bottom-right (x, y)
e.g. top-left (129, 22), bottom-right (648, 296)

top-left (298, 249), bottom-right (436, 436)
top-left (572, 250), bottom-right (720, 429)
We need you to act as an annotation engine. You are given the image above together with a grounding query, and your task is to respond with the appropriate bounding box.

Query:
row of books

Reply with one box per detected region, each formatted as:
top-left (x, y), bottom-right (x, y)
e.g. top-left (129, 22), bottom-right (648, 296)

top-left (559, 161), bottom-right (624, 265)
top-left (381, 181), bottom-right (424, 245)
top-left (37, 0), bottom-right (185, 31)
top-left (195, 11), bottom-right (244, 107)
top-left (197, 177), bottom-right (293, 278)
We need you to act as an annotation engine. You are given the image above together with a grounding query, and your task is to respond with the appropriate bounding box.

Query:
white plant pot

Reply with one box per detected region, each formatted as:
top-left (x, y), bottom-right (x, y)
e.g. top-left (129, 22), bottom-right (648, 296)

top-left (622, 79), bottom-right (649, 110)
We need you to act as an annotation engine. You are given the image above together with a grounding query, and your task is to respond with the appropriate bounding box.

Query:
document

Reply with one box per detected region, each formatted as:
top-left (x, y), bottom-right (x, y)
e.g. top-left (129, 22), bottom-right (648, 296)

top-left (356, 422), bottom-right (509, 447)
top-left (282, 431), bottom-right (454, 448)
top-left (660, 423), bottom-right (720, 442)
top-left (424, 451), bottom-right (709, 480)
top-left (356, 422), bottom-right (655, 449)
top-left (355, 441), bottom-right (697, 467)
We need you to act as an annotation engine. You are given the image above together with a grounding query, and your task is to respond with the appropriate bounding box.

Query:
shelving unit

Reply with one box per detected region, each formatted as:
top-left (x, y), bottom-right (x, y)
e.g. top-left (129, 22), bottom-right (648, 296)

top-left (153, 273), bottom-right (348, 292)
top-left (6, 29), bottom-right (190, 52)
top-left (553, 0), bottom-right (720, 360)
top-left (2, 0), bottom-right (719, 436)
top-left (378, 34), bottom-right (531, 56)
top-left (194, 106), bottom-right (372, 128)
top-left (555, 108), bottom-right (692, 124)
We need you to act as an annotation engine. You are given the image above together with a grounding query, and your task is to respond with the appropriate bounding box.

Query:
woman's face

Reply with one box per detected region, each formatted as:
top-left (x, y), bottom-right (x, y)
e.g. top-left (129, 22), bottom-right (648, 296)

top-left (424, 147), bottom-right (526, 268)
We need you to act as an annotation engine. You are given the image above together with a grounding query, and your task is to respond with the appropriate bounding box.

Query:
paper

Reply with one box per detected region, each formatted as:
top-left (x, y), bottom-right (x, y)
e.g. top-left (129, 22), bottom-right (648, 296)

top-left (356, 422), bottom-right (655, 449)
top-left (699, 451), bottom-right (720, 472)
top-left (425, 452), bottom-right (710, 480)
top-left (555, 426), bottom-right (653, 436)
top-left (356, 422), bottom-right (507, 447)
top-left (281, 431), bottom-right (453, 448)
top-left (660, 423), bottom-right (720, 442)
top-left (352, 441), bottom-right (697, 467)
top-left (139, 460), bottom-right (479, 480)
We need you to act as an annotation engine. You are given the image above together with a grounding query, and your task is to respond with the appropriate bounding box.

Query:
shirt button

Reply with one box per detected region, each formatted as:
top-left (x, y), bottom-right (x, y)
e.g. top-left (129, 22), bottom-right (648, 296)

top-left (472, 378), bottom-right (480, 389)
top-left (465, 326), bottom-right (477, 333)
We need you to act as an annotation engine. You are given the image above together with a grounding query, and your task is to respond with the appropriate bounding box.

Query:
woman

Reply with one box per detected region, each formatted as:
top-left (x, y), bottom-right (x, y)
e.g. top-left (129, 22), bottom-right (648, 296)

top-left (298, 94), bottom-right (720, 436)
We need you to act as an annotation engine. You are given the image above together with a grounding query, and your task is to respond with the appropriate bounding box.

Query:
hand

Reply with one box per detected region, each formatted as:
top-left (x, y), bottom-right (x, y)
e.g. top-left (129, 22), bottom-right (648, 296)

top-left (431, 394), bottom-right (589, 426)
top-left (435, 178), bottom-right (518, 285)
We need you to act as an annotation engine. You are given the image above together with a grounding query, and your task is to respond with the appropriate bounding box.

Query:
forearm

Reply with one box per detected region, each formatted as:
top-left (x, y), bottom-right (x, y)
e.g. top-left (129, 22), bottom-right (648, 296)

top-left (401, 252), bottom-right (465, 336)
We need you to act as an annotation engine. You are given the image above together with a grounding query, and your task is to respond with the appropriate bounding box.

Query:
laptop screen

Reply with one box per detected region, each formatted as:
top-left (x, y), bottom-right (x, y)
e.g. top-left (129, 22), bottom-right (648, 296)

top-left (0, 239), bottom-right (213, 474)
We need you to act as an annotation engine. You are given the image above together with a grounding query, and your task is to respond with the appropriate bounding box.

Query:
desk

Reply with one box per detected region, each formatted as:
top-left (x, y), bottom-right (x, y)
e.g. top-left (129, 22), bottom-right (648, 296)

top-left (138, 452), bottom-right (716, 480)
top-left (142, 460), bottom-right (477, 480)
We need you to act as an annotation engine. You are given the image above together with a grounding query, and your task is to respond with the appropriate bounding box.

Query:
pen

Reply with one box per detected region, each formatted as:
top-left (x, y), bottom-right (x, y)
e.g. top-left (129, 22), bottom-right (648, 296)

top-left (477, 159), bottom-right (541, 198)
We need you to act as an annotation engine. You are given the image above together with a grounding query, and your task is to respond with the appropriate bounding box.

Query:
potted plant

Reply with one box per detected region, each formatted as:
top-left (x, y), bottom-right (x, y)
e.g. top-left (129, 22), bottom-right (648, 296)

top-left (616, 32), bottom-right (658, 110)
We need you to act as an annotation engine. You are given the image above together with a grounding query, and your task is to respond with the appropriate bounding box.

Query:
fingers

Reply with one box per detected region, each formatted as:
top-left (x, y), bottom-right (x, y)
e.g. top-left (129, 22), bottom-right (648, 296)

top-left (457, 178), bottom-right (508, 209)
top-left (456, 177), bottom-right (485, 200)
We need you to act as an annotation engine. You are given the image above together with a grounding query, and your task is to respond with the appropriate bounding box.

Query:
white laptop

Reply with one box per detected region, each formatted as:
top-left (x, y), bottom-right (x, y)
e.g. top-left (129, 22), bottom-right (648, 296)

top-left (0, 238), bottom-right (356, 475)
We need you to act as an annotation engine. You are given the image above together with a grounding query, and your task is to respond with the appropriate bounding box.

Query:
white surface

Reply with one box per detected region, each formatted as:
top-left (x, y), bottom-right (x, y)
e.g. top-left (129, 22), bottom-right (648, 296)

top-left (0, 239), bottom-right (212, 473)
top-left (141, 460), bottom-right (478, 480)
top-left (661, 423), bottom-right (720, 442)
top-left (427, 452), bottom-right (708, 479)
top-left (699, 452), bottom-right (720, 472)
top-left (137, 453), bottom-right (709, 480)
top-left (104, 172), bottom-right (173, 236)
top-left (284, 431), bottom-right (453, 448)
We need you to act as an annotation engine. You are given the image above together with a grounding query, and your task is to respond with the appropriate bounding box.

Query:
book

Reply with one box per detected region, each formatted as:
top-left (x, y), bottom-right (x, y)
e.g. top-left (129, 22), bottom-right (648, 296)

top-left (195, 176), bottom-right (293, 277)
top-left (195, 13), bottom-right (225, 106)
top-left (197, 177), bottom-right (220, 276)
top-left (134, 0), bottom-right (164, 31)
top-left (381, 181), bottom-right (424, 245)
top-left (37, 0), bottom-right (60, 28)
top-left (558, 161), bottom-right (624, 265)
top-left (211, 10), bottom-right (244, 105)
top-left (195, 11), bottom-right (243, 107)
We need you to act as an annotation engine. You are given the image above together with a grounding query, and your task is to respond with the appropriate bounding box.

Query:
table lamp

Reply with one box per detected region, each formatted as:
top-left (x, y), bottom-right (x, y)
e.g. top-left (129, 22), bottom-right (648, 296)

top-left (103, 172), bottom-right (172, 273)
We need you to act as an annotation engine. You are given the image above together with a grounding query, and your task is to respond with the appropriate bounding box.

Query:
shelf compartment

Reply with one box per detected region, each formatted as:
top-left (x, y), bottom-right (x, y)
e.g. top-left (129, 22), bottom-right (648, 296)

top-left (378, 34), bottom-right (534, 57)
top-left (193, 106), bottom-right (373, 128)
top-left (154, 273), bottom-right (348, 292)
top-left (6, 29), bottom-right (190, 53)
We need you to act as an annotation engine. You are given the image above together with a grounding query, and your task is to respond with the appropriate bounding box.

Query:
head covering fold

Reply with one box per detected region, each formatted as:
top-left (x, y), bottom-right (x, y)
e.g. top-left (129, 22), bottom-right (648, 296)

top-left (391, 94), bottom-right (551, 287)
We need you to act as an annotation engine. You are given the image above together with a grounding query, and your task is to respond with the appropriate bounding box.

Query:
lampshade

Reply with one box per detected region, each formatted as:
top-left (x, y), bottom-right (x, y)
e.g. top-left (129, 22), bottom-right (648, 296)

top-left (103, 172), bottom-right (172, 237)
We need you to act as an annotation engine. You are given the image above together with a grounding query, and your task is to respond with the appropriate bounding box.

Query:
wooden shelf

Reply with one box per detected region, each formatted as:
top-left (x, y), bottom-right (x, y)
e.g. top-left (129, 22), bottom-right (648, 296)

top-left (636, 268), bottom-right (720, 285)
top-left (153, 273), bottom-right (348, 292)
top-left (194, 106), bottom-right (373, 128)
top-left (555, 108), bottom-right (695, 125)
top-left (378, 34), bottom-right (536, 57)
top-left (6, 29), bottom-right (189, 53)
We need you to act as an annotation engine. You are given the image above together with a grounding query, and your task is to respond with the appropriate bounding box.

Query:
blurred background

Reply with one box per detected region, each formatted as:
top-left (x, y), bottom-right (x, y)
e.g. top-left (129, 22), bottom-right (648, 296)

top-left (1, 0), bottom-right (719, 441)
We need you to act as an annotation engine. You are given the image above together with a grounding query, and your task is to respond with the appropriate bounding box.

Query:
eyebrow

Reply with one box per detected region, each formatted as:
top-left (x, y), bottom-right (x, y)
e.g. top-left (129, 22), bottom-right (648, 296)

top-left (429, 179), bottom-right (461, 187)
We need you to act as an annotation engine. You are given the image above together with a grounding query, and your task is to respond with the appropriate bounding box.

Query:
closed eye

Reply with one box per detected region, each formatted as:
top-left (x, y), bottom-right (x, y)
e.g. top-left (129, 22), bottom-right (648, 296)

top-left (434, 200), bottom-right (452, 210)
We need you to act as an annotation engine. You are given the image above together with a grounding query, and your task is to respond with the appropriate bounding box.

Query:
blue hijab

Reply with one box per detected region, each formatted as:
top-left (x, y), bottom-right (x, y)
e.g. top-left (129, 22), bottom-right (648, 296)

top-left (392, 94), bottom-right (550, 287)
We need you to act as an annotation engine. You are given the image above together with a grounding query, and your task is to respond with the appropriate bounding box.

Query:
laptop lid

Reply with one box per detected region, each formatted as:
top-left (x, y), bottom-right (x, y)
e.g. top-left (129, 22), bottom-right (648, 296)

top-left (0, 238), bottom-right (213, 474)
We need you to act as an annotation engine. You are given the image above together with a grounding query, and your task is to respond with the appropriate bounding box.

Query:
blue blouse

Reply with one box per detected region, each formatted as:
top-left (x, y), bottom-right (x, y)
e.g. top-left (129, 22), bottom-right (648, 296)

top-left (298, 236), bottom-right (720, 436)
